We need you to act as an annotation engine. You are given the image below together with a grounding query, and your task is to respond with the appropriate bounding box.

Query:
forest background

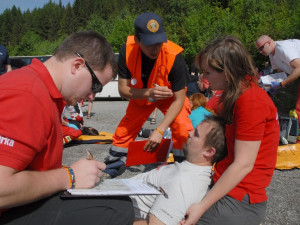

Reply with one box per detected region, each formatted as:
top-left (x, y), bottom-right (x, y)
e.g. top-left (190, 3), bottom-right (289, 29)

top-left (0, 0), bottom-right (299, 113)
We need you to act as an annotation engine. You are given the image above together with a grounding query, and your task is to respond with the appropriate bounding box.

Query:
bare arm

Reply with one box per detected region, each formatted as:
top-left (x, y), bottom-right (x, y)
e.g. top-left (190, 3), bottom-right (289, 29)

top-left (0, 159), bottom-right (106, 209)
top-left (144, 89), bottom-right (186, 151)
top-left (134, 214), bottom-right (165, 225)
top-left (118, 78), bottom-right (173, 100)
top-left (180, 140), bottom-right (261, 225)
top-left (5, 64), bottom-right (12, 72)
top-left (282, 58), bottom-right (300, 85)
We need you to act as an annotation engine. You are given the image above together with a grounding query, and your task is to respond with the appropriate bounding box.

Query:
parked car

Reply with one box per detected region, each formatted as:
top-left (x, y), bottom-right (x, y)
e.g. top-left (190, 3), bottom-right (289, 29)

top-left (9, 54), bottom-right (121, 99)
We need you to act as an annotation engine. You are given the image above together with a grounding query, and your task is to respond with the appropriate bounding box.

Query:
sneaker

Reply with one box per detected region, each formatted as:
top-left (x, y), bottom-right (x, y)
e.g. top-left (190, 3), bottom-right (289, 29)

top-left (103, 160), bottom-right (126, 178)
top-left (104, 164), bottom-right (126, 178)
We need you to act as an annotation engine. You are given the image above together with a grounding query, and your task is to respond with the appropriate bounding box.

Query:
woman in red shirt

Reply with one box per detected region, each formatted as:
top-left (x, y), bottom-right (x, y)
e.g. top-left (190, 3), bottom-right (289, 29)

top-left (181, 36), bottom-right (280, 225)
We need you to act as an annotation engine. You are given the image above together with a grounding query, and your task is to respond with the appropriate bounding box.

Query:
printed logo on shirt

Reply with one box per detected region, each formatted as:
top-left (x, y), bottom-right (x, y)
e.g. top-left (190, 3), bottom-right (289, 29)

top-left (0, 135), bottom-right (15, 147)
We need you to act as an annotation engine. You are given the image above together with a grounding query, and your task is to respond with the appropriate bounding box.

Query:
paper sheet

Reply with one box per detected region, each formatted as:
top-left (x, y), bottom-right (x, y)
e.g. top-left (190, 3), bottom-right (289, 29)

top-left (260, 72), bottom-right (287, 85)
top-left (67, 179), bottom-right (162, 196)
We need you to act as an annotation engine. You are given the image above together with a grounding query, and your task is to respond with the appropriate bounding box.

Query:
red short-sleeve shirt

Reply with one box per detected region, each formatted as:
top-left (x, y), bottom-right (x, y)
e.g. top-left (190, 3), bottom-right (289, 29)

top-left (0, 59), bottom-right (64, 171)
top-left (213, 85), bottom-right (280, 203)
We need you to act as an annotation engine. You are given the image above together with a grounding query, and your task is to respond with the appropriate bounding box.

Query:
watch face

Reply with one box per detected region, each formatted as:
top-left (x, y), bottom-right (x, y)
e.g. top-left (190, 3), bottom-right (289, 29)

top-left (131, 78), bottom-right (137, 85)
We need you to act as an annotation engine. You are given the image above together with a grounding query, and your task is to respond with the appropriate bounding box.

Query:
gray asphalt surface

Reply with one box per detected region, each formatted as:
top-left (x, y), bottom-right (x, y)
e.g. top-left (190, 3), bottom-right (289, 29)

top-left (63, 100), bottom-right (300, 225)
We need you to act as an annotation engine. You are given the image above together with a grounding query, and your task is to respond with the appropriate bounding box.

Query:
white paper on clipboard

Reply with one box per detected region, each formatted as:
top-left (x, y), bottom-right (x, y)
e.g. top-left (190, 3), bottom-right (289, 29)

top-left (67, 179), bottom-right (162, 196)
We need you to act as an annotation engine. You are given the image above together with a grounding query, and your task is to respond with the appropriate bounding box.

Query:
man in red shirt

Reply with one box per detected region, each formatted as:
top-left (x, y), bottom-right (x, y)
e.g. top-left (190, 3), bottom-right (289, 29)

top-left (0, 31), bottom-right (134, 225)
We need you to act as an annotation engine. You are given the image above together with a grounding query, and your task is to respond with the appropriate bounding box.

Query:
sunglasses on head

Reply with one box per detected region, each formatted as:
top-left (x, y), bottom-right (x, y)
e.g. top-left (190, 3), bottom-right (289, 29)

top-left (76, 52), bottom-right (103, 93)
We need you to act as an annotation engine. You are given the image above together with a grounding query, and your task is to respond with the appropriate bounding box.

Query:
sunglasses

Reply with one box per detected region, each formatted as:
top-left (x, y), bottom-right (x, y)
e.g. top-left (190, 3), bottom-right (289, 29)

top-left (258, 42), bottom-right (268, 52)
top-left (76, 52), bottom-right (103, 93)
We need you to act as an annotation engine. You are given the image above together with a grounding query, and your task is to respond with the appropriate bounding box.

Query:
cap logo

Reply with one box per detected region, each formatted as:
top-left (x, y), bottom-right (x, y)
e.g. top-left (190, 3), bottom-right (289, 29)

top-left (147, 19), bottom-right (159, 33)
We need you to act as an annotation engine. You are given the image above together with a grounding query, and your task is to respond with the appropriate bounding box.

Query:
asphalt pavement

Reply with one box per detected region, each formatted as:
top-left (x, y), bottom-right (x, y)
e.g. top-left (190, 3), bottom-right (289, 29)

top-left (63, 100), bottom-right (300, 225)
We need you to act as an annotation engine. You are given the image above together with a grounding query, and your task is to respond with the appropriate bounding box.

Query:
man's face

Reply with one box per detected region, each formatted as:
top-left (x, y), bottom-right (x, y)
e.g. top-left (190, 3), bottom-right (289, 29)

top-left (256, 40), bottom-right (271, 56)
top-left (139, 41), bottom-right (163, 59)
top-left (65, 61), bottom-right (113, 106)
top-left (183, 122), bottom-right (212, 158)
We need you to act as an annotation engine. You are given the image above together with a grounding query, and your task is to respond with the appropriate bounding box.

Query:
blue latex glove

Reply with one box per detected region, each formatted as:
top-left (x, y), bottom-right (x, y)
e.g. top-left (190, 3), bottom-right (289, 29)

top-left (270, 81), bottom-right (281, 90)
top-left (67, 123), bottom-right (79, 130)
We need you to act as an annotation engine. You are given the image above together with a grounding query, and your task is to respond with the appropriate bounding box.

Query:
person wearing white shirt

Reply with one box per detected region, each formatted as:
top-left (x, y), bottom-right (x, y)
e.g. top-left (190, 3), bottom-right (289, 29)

top-left (256, 35), bottom-right (300, 131)
top-left (130, 116), bottom-right (227, 225)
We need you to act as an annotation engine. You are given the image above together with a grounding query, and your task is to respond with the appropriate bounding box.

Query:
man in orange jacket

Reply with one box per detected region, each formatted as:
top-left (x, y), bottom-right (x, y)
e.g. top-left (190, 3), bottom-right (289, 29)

top-left (104, 12), bottom-right (193, 177)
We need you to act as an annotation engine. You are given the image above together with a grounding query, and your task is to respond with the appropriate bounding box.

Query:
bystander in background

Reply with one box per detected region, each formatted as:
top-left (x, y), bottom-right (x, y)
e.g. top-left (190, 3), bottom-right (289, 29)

top-left (0, 43), bottom-right (12, 75)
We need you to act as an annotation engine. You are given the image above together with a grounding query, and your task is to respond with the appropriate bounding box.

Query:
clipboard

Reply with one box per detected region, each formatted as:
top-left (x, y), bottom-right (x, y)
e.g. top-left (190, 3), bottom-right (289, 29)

top-left (60, 179), bottom-right (162, 198)
top-left (126, 139), bottom-right (171, 166)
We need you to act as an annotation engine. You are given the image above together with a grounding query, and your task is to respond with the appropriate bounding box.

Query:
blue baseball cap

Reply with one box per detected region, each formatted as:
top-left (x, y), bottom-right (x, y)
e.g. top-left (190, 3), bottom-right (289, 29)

top-left (134, 12), bottom-right (167, 46)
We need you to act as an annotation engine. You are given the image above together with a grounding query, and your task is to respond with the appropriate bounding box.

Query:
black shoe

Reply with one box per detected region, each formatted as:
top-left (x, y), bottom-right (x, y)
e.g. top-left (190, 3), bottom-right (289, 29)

top-left (103, 160), bottom-right (126, 178)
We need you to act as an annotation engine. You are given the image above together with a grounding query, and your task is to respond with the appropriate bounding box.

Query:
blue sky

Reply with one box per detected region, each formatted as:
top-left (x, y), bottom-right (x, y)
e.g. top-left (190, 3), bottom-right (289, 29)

top-left (0, 0), bottom-right (75, 14)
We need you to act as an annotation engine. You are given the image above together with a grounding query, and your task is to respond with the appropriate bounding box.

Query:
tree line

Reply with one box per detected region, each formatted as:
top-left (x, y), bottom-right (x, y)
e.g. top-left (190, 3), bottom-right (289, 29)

top-left (0, 0), bottom-right (299, 68)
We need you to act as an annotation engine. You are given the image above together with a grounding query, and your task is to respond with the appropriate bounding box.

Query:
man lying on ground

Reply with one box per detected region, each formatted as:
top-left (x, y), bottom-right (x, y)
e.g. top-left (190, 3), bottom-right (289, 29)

top-left (130, 116), bottom-right (227, 225)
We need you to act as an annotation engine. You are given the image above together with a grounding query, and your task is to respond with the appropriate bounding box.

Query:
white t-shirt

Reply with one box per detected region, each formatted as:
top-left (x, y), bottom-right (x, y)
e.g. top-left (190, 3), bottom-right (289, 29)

top-left (269, 39), bottom-right (300, 74)
top-left (130, 161), bottom-right (212, 225)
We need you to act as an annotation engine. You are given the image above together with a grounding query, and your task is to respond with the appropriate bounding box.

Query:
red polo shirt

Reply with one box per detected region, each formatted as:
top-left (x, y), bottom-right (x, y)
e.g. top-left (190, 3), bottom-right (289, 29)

top-left (213, 84), bottom-right (280, 203)
top-left (0, 59), bottom-right (64, 171)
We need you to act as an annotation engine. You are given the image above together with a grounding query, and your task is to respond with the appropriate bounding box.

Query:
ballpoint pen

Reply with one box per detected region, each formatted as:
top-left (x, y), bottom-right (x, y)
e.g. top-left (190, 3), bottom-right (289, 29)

top-left (86, 149), bottom-right (106, 184)
top-left (147, 182), bottom-right (168, 198)
top-left (148, 84), bottom-right (161, 102)
top-left (86, 150), bottom-right (94, 160)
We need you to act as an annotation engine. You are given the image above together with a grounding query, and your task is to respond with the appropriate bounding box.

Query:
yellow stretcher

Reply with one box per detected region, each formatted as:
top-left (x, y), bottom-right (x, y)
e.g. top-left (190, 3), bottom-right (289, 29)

top-left (73, 132), bottom-right (113, 144)
top-left (276, 143), bottom-right (300, 170)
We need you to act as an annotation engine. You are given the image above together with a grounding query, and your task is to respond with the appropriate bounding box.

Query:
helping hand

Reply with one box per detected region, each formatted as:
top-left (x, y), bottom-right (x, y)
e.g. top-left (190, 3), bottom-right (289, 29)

top-left (179, 203), bottom-right (204, 225)
top-left (143, 129), bottom-right (163, 151)
top-left (270, 81), bottom-right (281, 90)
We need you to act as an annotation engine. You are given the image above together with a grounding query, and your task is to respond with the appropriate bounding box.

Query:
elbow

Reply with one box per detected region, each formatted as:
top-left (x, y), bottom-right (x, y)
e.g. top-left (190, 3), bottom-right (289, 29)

top-left (118, 87), bottom-right (129, 99)
top-left (0, 194), bottom-right (11, 209)
top-left (119, 90), bottom-right (129, 99)
top-left (233, 161), bottom-right (254, 177)
top-left (243, 164), bottom-right (254, 176)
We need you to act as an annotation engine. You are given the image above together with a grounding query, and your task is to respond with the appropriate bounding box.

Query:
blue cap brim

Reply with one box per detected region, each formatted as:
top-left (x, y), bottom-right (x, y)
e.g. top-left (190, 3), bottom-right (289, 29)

top-left (140, 32), bottom-right (167, 46)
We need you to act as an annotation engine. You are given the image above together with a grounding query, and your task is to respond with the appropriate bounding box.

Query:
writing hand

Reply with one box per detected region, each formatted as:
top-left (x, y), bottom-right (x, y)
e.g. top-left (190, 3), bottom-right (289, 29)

top-left (150, 86), bottom-right (173, 100)
top-left (70, 159), bottom-right (106, 189)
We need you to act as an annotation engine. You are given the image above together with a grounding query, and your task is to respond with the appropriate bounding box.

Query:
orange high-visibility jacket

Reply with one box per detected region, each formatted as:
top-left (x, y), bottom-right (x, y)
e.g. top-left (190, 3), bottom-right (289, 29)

top-left (125, 35), bottom-right (184, 106)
